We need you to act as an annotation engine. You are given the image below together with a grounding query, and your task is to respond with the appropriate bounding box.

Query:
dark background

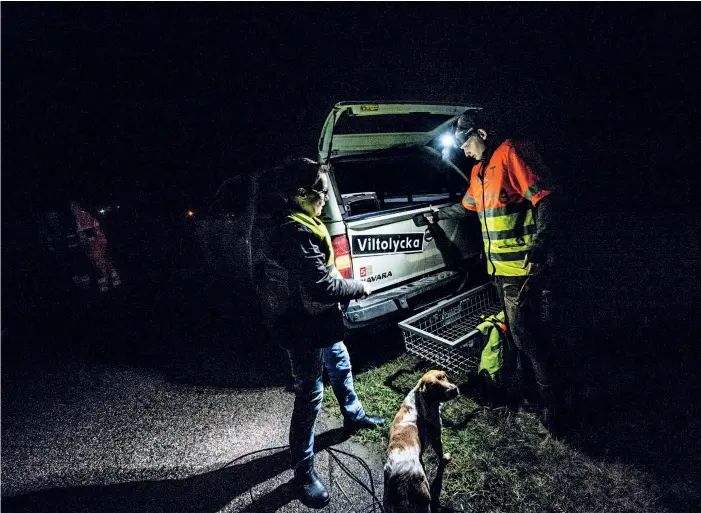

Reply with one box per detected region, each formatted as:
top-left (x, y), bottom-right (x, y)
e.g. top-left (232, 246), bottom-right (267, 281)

top-left (2, 6), bottom-right (701, 510)
top-left (3, 3), bottom-right (699, 217)
top-left (3, 1), bottom-right (700, 378)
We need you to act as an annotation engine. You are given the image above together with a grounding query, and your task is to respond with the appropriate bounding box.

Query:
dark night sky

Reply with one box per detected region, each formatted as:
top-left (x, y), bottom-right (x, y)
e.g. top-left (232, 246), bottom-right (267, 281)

top-left (2, 3), bottom-right (699, 216)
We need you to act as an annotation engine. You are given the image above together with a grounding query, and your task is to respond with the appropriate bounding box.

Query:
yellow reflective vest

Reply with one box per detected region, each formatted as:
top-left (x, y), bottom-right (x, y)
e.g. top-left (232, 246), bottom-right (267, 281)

top-left (286, 211), bottom-right (338, 278)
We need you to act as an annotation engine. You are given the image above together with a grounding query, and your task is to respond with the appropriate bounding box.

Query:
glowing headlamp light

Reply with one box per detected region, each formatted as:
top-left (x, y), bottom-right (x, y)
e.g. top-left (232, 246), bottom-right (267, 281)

top-left (440, 133), bottom-right (456, 148)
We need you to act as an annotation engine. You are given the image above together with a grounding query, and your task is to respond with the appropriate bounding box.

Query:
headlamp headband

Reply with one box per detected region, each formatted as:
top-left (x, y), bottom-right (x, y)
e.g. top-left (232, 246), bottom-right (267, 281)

top-left (453, 126), bottom-right (476, 148)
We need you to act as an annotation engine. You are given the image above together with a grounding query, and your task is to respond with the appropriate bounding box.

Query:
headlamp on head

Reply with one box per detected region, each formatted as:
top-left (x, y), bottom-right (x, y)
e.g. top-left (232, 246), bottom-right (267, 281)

top-left (453, 126), bottom-right (476, 148)
top-left (454, 110), bottom-right (481, 148)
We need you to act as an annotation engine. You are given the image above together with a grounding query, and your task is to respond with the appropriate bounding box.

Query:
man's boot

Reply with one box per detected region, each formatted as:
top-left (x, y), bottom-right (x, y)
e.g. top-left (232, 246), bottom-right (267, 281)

top-left (343, 413), bottom-right (385, 432)
top-left (292, 460), bottom-right (330, 509)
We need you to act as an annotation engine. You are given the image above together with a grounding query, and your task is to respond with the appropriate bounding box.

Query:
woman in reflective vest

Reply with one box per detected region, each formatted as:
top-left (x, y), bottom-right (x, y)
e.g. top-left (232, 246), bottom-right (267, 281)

top-left (257, 157), bottom-right (384, 508)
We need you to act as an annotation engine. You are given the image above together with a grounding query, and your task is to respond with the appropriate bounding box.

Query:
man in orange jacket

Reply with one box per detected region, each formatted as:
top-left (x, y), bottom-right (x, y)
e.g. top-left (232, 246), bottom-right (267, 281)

top-left (417, 110), bottom-right (560, 430)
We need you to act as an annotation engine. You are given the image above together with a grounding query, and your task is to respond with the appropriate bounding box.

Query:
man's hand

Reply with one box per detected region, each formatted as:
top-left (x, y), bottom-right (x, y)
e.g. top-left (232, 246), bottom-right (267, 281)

top-left (522, 253), bottom-right (545, 276)
top-left (412, 206), bottom-right (440, 227)
top-left (427, 205), bottom-right (440, 224)
top-left (423, 206), bottom-right (440, 225)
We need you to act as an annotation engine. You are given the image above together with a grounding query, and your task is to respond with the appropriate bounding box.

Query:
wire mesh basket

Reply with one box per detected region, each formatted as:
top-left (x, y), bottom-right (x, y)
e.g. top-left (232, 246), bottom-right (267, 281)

top-left (398, 282), bottom-right (502, 379)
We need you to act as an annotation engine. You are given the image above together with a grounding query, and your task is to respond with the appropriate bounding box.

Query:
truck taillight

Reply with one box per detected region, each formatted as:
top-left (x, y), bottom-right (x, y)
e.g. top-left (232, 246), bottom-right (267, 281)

top-left (332, 234), bottom-right (353, 279)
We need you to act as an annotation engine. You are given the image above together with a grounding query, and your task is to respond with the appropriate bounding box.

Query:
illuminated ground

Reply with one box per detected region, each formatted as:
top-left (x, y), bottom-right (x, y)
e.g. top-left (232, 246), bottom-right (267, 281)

top-left (1, 345), bottom-right (386, 512)
top-left (1, 268), bottom-right (390, 512)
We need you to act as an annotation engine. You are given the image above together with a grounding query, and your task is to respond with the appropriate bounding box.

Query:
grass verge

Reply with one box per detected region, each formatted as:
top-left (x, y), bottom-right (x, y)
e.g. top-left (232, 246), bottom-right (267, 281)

top-left (323, 353), bottom-right (669, 513)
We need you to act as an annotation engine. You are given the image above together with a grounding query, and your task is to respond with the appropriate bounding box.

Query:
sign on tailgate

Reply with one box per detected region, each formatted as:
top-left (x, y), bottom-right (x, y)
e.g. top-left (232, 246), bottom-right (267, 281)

top-left (351, 233), bottom-right (424, 256)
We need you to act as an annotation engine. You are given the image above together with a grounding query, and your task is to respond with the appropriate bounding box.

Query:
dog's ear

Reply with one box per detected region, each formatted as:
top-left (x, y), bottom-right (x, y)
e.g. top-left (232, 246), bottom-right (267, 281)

top-left (418, 380), bottom-right (428, 394)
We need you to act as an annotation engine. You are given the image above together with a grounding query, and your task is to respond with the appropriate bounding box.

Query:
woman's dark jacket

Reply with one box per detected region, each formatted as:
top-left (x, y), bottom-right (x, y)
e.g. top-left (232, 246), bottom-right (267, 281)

top-left (256, 209), bottom-right (366, 349)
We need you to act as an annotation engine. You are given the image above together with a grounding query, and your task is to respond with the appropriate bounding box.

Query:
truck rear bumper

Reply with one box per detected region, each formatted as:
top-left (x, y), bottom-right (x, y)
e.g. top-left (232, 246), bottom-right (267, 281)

top-left (343, 270), bottom-right (462, 330)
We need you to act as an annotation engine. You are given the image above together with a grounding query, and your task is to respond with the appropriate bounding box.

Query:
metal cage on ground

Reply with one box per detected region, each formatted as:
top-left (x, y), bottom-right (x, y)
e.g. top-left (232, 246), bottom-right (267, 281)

top-left (398, 282), bottom-right (502, 380)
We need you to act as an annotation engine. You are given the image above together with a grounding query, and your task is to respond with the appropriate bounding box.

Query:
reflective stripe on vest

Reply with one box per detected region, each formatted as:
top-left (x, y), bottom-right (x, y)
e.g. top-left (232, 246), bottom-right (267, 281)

top-left (286, 211), bottom-right (338, 277)
top-left (478, 201), bottom-right (535, 276)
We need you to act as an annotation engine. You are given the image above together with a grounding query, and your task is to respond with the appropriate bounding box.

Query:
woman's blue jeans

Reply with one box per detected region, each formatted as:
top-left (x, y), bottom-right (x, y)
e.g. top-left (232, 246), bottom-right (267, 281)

top-left (286, 341), bottom-right (365, 471)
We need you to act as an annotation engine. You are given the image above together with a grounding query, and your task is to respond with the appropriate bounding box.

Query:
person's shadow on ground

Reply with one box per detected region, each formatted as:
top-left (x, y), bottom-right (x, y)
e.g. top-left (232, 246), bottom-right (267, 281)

top-left (1, 429), bottom-right (350, 513)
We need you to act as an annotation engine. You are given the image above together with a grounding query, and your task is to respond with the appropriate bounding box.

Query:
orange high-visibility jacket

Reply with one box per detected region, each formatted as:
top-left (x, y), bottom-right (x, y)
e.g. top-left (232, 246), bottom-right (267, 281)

top-left (461, 140), bottom-right (553, 276)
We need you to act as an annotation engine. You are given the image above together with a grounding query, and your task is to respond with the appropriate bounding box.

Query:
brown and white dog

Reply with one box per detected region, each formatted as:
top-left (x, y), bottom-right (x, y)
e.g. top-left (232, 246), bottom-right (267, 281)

top-left (383, 370), bottom-right (460, 513)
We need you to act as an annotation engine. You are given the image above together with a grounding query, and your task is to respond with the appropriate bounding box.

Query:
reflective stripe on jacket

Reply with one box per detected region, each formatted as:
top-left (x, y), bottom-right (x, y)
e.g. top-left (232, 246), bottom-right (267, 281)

top-left (461, 140), bottom-right (553, 276)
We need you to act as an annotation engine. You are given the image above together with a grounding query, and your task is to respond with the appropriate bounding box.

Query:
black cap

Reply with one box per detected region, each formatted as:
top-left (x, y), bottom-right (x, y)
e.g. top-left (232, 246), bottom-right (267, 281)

top-left (453, 111), bottom-right (481, 147)
top-left (454, 126), bottom-right (475, 147)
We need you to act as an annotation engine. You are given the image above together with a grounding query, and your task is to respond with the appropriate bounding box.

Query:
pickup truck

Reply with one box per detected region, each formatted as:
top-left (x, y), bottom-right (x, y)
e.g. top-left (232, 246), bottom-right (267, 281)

top-left (196, 101), bottom-right (487, 331)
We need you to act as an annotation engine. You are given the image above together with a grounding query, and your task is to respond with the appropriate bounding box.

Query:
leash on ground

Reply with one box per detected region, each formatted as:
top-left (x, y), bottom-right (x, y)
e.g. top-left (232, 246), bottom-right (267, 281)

top-left (220, 444), bottom-right (385, 512)
top-left (325, 446), bottom-right (385, 513)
